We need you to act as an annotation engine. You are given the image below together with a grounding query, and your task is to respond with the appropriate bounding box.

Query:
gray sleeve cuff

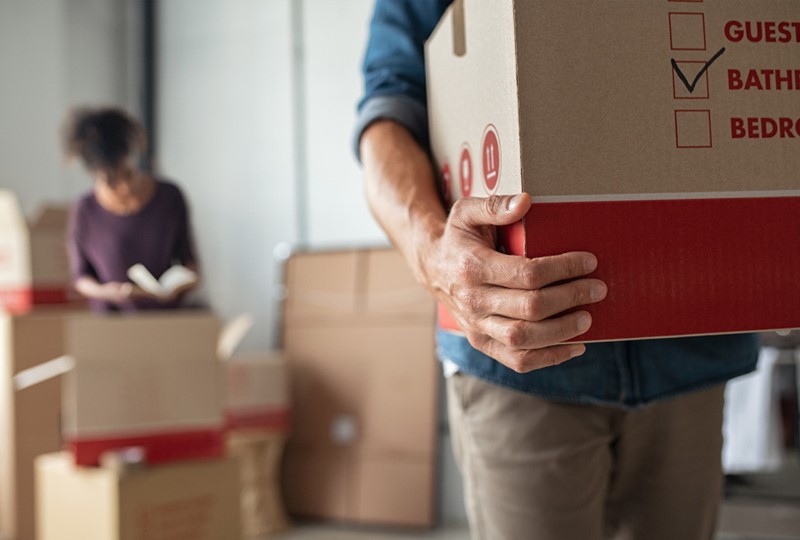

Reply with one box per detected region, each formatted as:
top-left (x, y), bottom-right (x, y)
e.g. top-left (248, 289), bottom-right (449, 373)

top-left (352, 95), bottom-right (429, 162)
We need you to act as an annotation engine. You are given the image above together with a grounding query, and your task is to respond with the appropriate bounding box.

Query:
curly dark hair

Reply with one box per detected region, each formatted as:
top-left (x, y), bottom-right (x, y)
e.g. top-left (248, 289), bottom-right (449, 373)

top-left (63, 107), bottom-right (147, 172)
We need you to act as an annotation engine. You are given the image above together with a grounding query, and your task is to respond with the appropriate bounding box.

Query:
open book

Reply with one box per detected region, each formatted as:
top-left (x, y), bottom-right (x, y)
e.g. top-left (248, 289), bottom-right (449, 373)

top-left (127, 264), bottom-right (197, 299)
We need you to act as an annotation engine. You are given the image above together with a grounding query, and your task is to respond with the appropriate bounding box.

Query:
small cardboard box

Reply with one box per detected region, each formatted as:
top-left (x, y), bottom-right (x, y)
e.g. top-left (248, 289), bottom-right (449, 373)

top-left (16, 312), bottom-right (225, 467)
top-left (0, 191), bottom-right (72, 314)
top-left (426, 0), bottom-right (800, 341)
top-left (281, 248), bottom-right (438, 527)
top-left (224, 351), bottom-right (290, 432)
top-left (0, 309), bottom-right (72, 540)
top-left (35, 452), bottom-right (242, 540)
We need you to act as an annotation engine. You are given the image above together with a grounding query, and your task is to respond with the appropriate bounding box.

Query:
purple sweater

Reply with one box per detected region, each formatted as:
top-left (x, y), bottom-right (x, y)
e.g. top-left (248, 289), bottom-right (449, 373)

top-left (67, 179), bottom-right (197, 312)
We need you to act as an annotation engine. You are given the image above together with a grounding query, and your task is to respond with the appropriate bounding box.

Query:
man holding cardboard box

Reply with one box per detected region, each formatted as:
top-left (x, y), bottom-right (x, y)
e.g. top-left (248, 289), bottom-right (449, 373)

top-left (355, 1), bottom-right (764, 539)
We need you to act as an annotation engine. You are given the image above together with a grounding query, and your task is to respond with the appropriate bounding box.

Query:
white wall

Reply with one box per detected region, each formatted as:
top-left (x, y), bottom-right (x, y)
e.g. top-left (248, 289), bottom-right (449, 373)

top-left (0, 0), bottom-right (140, 215)
top-left (303, 0), bottom-right (387, 246)
top-left (158, 0), bottom-right (298, 351)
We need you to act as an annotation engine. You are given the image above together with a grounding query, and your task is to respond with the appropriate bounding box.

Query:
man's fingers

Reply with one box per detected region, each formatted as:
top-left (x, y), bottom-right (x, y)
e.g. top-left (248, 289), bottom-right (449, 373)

top-left (474, 339), bottom-right (587, 374)
top-left (449, 193), bottom-right (531, 230)
top-left (463, 279), bottom-right (607, 321)
top-left (473, 311), bottom-right (593, 351)
top-left (460, 248), bottom-right (598, 290)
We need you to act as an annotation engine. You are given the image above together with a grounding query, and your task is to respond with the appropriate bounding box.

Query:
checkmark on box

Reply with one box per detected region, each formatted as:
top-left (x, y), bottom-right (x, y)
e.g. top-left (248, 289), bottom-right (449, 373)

top-left (671, 47), bottom-right (725, 100)
top-left (675, 110), bottom-right (712, 149)
top-left (669, 12), bottom-right (707, 51)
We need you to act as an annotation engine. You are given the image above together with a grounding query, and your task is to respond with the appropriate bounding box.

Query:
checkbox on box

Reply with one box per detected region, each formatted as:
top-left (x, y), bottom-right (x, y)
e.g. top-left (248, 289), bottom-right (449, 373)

top-left (675, 110), bottom-right (712, 148)
top-left (669, 12), bottom-right (707, 51)
top-left (672, 60), bottom-right (710, 99)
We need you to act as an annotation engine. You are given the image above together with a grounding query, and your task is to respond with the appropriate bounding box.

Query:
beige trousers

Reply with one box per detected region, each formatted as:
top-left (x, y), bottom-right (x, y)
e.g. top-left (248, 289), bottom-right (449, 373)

top-left (447, 373), bottom-right (726, 540)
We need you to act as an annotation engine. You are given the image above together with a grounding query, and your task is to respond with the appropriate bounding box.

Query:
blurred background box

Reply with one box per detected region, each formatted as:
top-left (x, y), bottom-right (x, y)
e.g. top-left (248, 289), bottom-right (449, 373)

top-left (0, 309), bottom-right (72, 540)
top-left (62, 312), bottom-right (225, 466)
top-left (281, 248), bottom-right (438, 527)
top-left (35, 452), bottom-right (242, 540)
top-left (0, 191), bottom-right (72, 314)
top-left (15, 312), bottom-right (226, 468)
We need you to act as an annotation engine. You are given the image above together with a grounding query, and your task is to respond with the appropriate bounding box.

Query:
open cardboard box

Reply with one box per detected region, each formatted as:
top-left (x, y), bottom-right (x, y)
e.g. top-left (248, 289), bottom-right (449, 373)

top-left (14, 312), bottom-right (225, 468)
top-left (427, 0), bottom-right (800, 341)
top-left (0, 190), bottom-right (74, 314)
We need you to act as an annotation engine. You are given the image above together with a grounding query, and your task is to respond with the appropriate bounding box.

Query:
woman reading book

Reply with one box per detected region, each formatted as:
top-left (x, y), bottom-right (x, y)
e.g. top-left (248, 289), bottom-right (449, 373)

top-left (64, 107), bottom-right (199, 312)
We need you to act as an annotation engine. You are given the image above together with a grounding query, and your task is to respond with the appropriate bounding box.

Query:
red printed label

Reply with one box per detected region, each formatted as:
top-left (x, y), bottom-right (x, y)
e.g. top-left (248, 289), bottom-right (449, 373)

top-left (459, 146), bottom-right (473, 197)
top-left (481, 125), bottom-right (501, 192)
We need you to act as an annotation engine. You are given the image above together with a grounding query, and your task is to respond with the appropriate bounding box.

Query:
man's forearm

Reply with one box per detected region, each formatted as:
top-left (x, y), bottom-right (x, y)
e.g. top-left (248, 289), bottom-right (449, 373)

top-left (360, 120), bottom-right (446, 286)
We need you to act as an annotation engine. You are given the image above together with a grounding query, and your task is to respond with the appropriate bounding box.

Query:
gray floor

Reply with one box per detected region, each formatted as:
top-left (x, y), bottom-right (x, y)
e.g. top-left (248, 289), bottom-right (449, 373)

top-left (266, 524), bottom-right (794, 540)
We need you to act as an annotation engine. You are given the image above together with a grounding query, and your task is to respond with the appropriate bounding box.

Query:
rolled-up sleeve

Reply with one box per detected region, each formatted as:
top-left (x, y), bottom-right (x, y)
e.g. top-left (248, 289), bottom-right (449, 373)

top-left (353, 0), bottom-right (450, 160)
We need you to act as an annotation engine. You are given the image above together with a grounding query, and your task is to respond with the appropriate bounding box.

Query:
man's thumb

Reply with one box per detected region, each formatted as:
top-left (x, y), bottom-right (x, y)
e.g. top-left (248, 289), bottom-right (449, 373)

top-left (450, 193), bottom-right (531, 229)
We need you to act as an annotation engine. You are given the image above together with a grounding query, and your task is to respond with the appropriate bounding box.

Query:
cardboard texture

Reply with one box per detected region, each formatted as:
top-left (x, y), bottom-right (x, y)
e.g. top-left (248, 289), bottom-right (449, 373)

top-left (0, 191), bottom-right (72, 314)
top-left (28, 312), bottom-right (225, 467)
top-left (35, 452), bottom-right (242, 540)
top-left (224, 351), bottom-right (290, 431)
top-left (227, 431), bottom-right (290, 538)
top-left (281, 248), bottom-right (438, 527)
top-left (0, 310), bottom-right (71, 540)
top-left (427, 0), bottom-right (800, 341)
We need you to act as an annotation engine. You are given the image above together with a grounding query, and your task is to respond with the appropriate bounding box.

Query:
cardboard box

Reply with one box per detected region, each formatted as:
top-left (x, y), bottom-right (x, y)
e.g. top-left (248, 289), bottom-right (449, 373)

top-left (224, 351), bottom-right (290, 432)
top-left (16, 312), bottom-right (225, 467)
top-left (35, 452), bottom-right (242, 540)
top-left (281, 248), bottom-right (438, 527)
top-left (0, 309), bottom-right (72, 540)
top-left (0, 191), bottom-right (72, 314)
top-left (426, 0), bottom-right (800, 341)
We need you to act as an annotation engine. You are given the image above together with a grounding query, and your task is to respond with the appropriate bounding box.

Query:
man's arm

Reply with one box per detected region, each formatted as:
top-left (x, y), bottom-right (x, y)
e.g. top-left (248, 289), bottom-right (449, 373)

top-left (360, 120), bottom-right (607, 372)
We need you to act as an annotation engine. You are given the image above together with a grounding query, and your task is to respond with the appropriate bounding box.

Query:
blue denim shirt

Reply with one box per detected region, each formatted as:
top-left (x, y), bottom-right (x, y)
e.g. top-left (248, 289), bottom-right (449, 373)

top-left (355, 0), bottom-right (758, 409)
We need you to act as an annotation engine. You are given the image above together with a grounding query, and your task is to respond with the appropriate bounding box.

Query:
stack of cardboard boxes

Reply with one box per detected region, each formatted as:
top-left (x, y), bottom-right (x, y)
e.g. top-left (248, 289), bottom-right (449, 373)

top-left (280, 248), bottom-right (439, 527)
top-left (23, 313), bottom-right (242, 540)
top-left (0, 191), bottom-right (76, 314)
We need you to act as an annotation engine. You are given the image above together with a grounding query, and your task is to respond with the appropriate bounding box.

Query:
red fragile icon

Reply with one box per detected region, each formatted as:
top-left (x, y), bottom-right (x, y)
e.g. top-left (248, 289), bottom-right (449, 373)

top-left (441, 162), bottom-right (453, 208)
top-left (459, 146), bottom-right (472, 197)
top-left (482, 125), bottom-right (500, 192)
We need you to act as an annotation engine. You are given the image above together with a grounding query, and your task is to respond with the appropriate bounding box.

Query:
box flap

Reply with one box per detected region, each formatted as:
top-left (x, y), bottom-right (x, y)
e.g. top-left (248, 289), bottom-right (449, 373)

top-left (66, 312), bottom-right (219, 363)
top-left (284, 250), bottom-right (360, 318)
top-left (364, 249), bottom-right (434, 316)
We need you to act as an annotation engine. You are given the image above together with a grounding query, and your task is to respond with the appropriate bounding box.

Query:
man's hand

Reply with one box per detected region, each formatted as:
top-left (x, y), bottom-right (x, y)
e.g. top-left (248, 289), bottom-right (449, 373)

top-left (427, 193), bottom-right (606, 372)
top-left (360, 120), bottom-right (606, 373)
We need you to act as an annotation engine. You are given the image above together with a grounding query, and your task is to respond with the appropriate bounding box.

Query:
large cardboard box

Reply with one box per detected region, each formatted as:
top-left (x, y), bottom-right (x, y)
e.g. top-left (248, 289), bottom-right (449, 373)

top-left (36, 452), bottom-right (242, 540)
top-left (0, 309), bottom-right (71, 540)
top-left (16, 312), bottom-right (225, 467)
top-left (427, 0), bottom-right (800, 341)
top-left (281, 248), bottom-right (439, 527)
top-left (0, 191), bottom-right (72, 314)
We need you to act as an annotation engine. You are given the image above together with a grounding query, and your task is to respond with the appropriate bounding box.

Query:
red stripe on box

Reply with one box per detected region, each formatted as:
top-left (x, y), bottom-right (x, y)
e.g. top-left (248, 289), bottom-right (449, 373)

top-left (31, 287), bottom-right (69, 304)
top-left (0, 286), bottom-right (69, 314)
top-left (439, 197), bottom-right (800, 342)
top-left (0, 287), bottom-right (32, 313)
top-left (66, 427), bottom-right (225, 467)
top-left (225, 407), bottom-right (291, 432)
